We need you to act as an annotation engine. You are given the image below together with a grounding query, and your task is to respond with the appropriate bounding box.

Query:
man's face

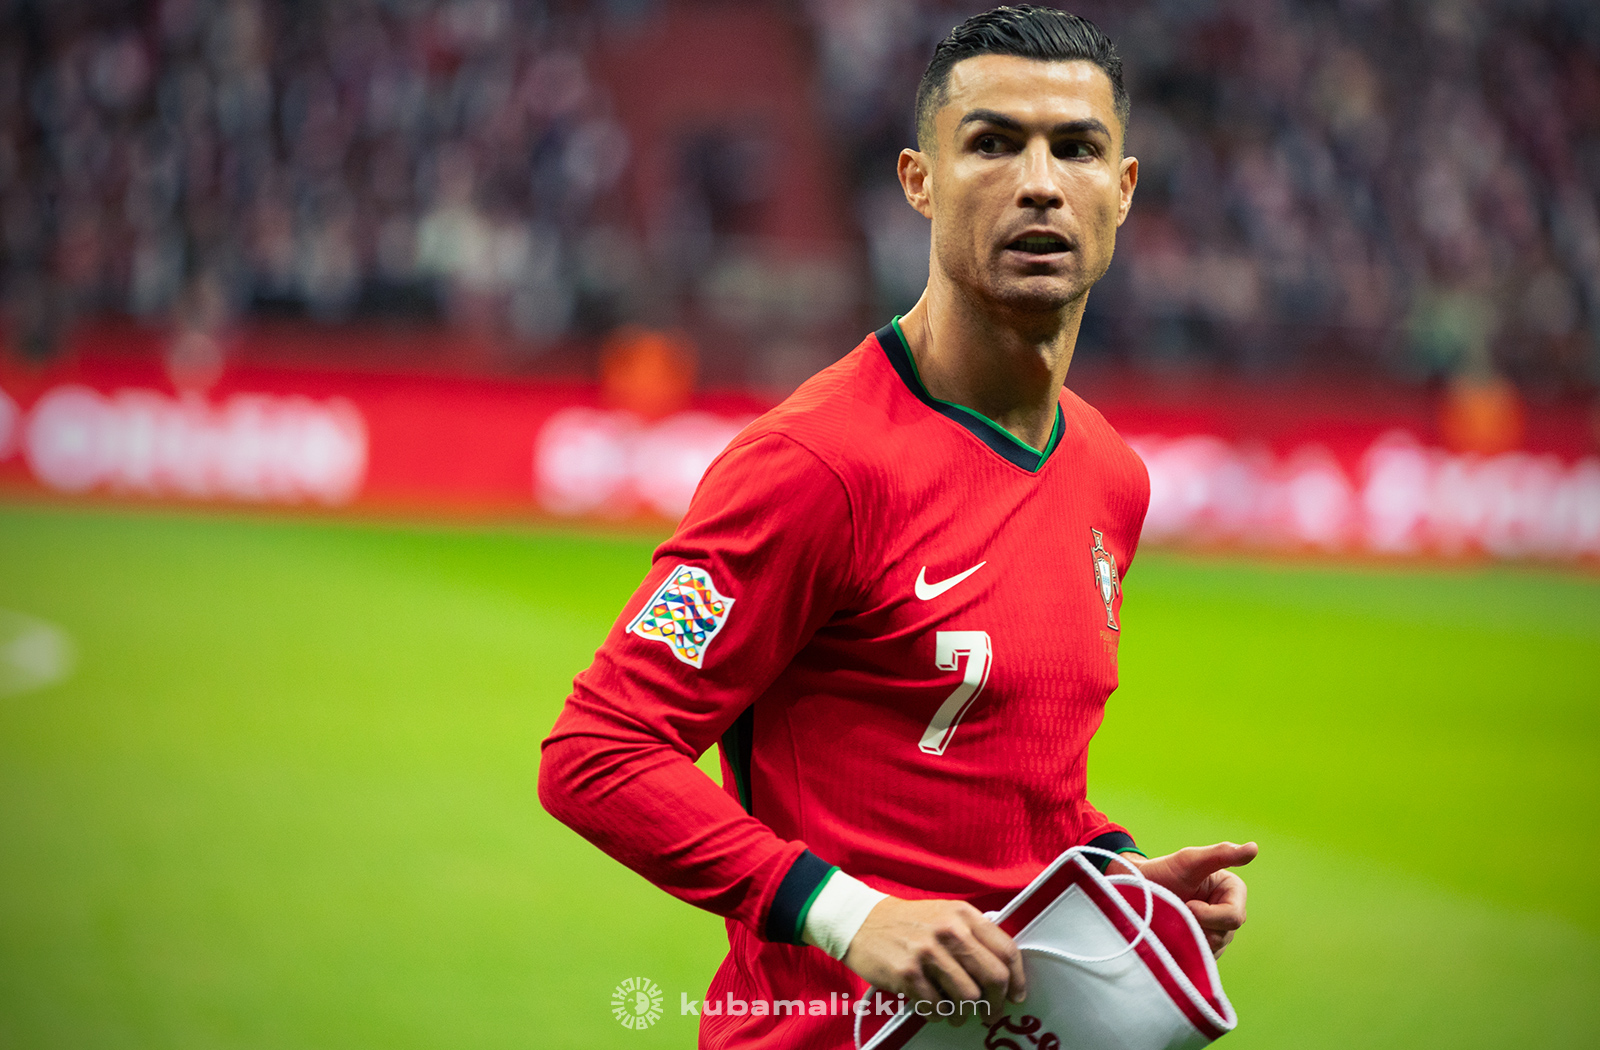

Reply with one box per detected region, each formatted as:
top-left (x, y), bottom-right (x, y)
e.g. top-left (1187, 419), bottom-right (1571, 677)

top-left (902, 55), bottom-right (1137, 313)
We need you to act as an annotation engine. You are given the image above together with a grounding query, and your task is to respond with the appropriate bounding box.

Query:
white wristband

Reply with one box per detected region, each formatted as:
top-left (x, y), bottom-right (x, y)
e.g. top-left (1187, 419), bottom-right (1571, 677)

top-left (800, 870), bottom-right (889, 961)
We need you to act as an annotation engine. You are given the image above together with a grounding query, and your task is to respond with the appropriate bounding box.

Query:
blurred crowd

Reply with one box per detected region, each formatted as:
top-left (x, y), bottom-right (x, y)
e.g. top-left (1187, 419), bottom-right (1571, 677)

top-left (2, 0), bottom-right (1598, 397)
top-left (0, 0), bottom-right (646, 365)
top-left (809, 0), bottom-right (1600, 397)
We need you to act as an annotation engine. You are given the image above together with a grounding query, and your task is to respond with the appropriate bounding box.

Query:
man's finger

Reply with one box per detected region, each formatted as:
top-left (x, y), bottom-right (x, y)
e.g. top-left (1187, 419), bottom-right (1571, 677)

top-left (902, 969), bottom-right (944, 1014)
top-left (1199, 869), bottom-right (1249, 908)
top-left (1187, 898), bottom-right (1246, 932)
top-left (967, 916), bottom-right (1026, 1005)
top-left (1005, 941), bottom-right (1026, 1003)
top-left (947, 944), bottom-right (1009, 1021)
top-left (924, 942), bottom-right (984, 1007)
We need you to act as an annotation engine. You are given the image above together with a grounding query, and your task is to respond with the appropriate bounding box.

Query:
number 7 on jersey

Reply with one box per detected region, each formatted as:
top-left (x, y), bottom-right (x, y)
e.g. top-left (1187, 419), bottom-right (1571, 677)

top-left (918, 630), bottom-right (992, 755)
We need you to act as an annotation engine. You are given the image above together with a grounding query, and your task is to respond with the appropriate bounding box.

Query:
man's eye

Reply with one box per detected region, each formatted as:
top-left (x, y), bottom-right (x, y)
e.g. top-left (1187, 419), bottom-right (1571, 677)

top-left (1055, 141), bottom-right (1093, 159)
top-left (976, 135), bottom-right (1006, 154)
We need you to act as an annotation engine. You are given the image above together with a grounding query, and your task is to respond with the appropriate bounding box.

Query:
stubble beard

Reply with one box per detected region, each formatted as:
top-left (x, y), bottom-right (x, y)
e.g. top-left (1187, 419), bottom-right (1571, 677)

top-left (933, 225), bottom-right (1112, 321)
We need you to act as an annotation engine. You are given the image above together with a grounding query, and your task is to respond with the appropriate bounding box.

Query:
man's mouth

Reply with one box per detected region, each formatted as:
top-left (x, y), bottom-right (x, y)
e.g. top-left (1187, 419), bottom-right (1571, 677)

top-left (1006, 235), bottom-right (1068, 254)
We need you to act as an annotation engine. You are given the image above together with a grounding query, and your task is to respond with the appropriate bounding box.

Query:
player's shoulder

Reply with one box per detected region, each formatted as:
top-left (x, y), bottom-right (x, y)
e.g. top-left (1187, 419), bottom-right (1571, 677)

top-left (1058, 384), bottom-right (1149, 490)
top-left (679, 333), bottom-right (890, 551)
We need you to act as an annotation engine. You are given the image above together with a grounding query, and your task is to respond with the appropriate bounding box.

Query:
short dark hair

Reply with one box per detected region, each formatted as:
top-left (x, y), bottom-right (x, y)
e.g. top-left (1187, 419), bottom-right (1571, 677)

top-left (915, 6), bottom-right (1129, 150)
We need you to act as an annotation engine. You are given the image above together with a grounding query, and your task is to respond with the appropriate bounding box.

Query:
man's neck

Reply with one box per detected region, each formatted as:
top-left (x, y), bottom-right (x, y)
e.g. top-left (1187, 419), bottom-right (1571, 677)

top-left (897, 281), bottom-right (1084, 452)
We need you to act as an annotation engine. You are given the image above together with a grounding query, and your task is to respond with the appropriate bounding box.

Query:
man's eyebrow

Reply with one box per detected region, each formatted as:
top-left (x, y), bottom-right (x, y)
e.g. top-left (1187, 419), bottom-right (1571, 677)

top-left (956, 108), bottom-right (1024, 132)
top-left (956, 110), bottom-right (1112, 140)
top-left (1053, 118), bottom-right (1112, 139)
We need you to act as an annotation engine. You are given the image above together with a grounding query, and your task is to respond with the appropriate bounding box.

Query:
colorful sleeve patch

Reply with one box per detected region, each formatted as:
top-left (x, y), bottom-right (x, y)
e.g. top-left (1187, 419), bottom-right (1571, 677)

top-left (626, 565), bottom-right (735, 669)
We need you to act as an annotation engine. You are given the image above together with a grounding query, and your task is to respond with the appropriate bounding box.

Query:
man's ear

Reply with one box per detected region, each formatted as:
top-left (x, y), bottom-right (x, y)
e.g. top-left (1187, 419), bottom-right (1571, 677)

top-left (1116, 155), bottom-right (1138, 227)
top-left (898, 148), bottom-right (934, 220)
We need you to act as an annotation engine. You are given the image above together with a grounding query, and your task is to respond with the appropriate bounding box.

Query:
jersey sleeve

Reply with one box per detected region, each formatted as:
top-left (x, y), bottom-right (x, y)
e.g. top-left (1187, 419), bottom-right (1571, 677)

top-left (1075, 802), bottom-right (1140, 868)
top-left (538, 431), bottom-right (858, 943)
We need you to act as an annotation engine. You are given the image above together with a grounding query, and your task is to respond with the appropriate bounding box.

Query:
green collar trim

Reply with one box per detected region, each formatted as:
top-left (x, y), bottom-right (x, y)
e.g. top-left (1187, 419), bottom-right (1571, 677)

top-left (889, 316), bottom-right (1063, 472)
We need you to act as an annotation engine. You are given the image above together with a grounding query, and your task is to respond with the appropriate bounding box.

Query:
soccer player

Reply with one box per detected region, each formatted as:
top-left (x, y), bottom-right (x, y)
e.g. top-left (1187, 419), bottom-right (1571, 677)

top-left (540, 7), bottom-right (1257, 1047)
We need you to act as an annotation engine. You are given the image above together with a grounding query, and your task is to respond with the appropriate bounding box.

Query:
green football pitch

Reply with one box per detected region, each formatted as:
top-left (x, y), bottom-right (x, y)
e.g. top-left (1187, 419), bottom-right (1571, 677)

top-left (0, 504), bottom-right (1595, 1049)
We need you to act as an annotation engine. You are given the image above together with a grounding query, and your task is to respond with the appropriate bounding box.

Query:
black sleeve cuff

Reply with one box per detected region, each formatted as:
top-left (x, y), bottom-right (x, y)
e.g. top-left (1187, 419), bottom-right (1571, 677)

top-left (764, 849), bottom-right (836, 945)
top-left (1085, 830), bottom-right (1141, 873)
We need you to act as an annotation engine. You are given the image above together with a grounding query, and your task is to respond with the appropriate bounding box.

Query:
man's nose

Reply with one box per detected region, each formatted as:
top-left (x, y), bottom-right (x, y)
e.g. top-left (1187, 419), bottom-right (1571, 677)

top-left (1015, 140), bottom-right (1063, 210)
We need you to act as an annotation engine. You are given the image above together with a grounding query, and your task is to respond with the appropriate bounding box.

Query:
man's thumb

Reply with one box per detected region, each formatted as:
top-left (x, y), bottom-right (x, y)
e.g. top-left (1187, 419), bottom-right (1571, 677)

top-left (1186, 841), bottom-right (1259, 877)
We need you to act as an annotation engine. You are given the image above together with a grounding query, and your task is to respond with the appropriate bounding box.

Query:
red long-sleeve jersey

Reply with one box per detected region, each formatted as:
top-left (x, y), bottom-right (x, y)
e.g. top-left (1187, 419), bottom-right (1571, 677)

top-left (540, 321), bottom-right (1150, 1048)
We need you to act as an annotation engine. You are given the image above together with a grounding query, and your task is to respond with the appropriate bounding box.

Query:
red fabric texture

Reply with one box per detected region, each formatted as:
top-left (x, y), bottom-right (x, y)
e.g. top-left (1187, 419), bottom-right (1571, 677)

top-left (539, 329), bottom-right (1151, 1048)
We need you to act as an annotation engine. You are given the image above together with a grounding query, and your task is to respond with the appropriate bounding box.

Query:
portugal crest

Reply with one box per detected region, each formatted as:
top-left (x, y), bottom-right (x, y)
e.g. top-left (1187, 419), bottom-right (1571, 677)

top-left (627, 564), bottom-right (735, 668)
top-left (1090, 528), bottom-right (1121, 631)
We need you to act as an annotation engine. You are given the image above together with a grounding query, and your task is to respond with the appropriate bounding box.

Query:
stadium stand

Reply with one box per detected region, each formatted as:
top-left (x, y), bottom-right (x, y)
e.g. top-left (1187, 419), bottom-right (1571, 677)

top-left (0, 0), bottom-right (1595, 395)
top-left (806, 0), bottom-right (1600, 397)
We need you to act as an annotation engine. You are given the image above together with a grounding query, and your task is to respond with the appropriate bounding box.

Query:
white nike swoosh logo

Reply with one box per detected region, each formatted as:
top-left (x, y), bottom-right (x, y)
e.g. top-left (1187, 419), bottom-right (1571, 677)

top-left (914, 561), bottom-right (987, 600)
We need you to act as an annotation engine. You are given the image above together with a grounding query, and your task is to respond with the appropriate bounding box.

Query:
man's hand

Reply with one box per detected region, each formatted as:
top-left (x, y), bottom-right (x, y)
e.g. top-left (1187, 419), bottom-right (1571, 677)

top-left (1122, 842), bottom-right (1258, 958)
top-left (842, 897), bottom-right (1024, 1025)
